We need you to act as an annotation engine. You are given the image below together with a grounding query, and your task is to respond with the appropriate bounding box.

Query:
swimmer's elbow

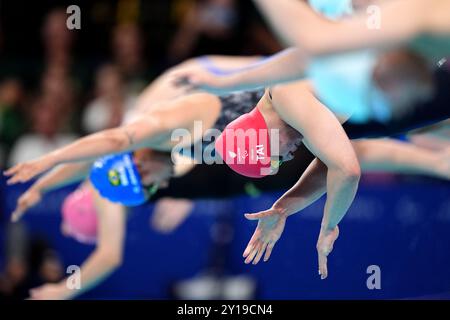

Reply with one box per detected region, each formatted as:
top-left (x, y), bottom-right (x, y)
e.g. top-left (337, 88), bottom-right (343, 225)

top-left (280, 47), bottom-right (310, 77)
top-left (339, 161), bottom-right (361, 184)
top-left (98, 249), bottom-right (123, 269)
top-left (295, 34), bottom-right (321, 57)
top-left (108, 254), bottom-right (123, 269)
top-left (102, 129), bottom-right (133, 152)
top-left (329, 156), bottom-right (361, 185)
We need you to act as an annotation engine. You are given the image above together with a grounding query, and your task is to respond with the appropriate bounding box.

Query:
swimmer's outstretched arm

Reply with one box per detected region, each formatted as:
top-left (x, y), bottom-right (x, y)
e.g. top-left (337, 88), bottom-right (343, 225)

top-left (145, 55), bottom-right (265, 100)
top-left (175, 48), bottom-right (308, 95)
top-left (11, 162), bottom-right (92, 222)
top-left (193, 55), bottom-right (265, 72)
top-left (11, 163), bottom-right (127, 300)
top-left (5, 93), bottom-right (217, 185)
top-left (244, 82), bottom-right (360, 278)
top-left (4, 120), bottom-right (157, 185)
top-left (253, 0), bottom-right (446, 54)
top-left (30, 188), bottom-right (126, 300)
top-left (179, 0), bottom-right (449, 94)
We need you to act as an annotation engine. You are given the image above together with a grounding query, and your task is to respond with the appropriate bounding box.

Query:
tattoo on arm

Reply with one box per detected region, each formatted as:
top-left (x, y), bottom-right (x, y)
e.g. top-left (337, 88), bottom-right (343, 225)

top-left (124, 128), bottom-right (136, 146)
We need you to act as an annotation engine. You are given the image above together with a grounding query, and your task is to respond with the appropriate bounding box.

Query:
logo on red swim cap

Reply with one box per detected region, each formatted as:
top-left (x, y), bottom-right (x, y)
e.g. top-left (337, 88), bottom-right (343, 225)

top-left (215, 107), bottom-right (273, 178)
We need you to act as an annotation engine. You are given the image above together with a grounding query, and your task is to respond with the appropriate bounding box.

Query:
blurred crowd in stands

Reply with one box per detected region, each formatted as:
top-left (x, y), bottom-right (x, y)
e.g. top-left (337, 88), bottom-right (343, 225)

top-left (0, 0), bottom-right (282, 169)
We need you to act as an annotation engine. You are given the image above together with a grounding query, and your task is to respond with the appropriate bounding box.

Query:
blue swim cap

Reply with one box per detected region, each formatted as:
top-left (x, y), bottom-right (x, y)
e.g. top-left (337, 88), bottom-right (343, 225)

top-left (90, 153), bottom-right (147, 206)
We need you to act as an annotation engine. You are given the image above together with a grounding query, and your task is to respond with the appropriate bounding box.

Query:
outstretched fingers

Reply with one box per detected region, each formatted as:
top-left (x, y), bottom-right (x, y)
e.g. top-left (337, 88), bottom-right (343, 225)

top-left (263, 242), bottom-right (275, 262)
top-left (4, 163), bottom-right (22, 178)
top-left (245, 241), bottom-right (262, 264)
top-left (252, 242), bottom-right (268, 265)
top-left (318, 250), bottom-right (328, 280)
top-left (243, 230), bottom-right (259, 258)
top-left (11, 205), bottom-right (25, 223)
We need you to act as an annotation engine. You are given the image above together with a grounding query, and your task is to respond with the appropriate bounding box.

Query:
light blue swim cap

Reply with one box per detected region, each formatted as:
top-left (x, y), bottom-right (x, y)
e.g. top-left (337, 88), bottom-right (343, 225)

top-left (306, 0), bottom-right (392, 124)
top-left (308, 0), bottom-right (353, 19)
top-left (90, 153), bottom-right (147, 207)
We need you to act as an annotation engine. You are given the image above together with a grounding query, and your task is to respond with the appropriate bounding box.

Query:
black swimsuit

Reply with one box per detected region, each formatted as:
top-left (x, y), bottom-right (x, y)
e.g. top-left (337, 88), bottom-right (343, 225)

top-left (178, 90), bottom-right (266, 161)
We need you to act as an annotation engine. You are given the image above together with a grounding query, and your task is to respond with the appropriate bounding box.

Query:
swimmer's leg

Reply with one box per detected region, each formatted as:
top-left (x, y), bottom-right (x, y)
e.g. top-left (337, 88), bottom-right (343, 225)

top-left (353, 138), bottom-right (450, 180)
top-left (273, 137), bottom-right (450, 217)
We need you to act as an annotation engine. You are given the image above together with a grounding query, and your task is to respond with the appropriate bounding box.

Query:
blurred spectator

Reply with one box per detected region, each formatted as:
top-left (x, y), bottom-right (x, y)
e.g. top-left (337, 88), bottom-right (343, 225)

top-left (168, 0), bottom-right (241, 63)
top-left (82, 64), bottom-right (137, 134)
top-left (0, 222), bottom-right (29, 299)
top-left (0, 78), bottom-right (26, 166)
top-left (8, 96), bottom-right (78, 166)
top-left (112, 23), bottom-right (153, 94)
top-left (36, 249), bottom-right (64, 285)
top-left (40, 8), bottom-right (86, 103)
top-left (0, 224), bottom-right (64, 300)
top-left (0, 25), bottom-right (3, 53)
top-left (0, 145), bottom-right (4, 166)
top-left (40, 65), bottom-right (78, 132)
top-left (41, 8), bottom-right (75, 74)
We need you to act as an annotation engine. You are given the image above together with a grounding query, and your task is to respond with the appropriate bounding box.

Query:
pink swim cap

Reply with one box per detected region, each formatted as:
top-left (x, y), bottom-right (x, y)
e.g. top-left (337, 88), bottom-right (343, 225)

top-left (215, 107), bottom-right (273, 178)
top-left (62, 187), bottom-right (98, 245)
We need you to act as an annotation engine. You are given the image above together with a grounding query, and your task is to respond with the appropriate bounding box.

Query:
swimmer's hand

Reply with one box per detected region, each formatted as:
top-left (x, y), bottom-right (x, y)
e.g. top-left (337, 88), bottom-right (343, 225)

top-left (316, 226), bottom-right (339, 280)
top-left (243, 207), bottom-right (287, 265)
top-left (11, 188), bottom-right (42, 222)
top-left (171, 69), bottom-right (230, 95)
top-left (4, 156), bottom-right (55, 185)
top-left (29, 283), bottom-right (72, 300)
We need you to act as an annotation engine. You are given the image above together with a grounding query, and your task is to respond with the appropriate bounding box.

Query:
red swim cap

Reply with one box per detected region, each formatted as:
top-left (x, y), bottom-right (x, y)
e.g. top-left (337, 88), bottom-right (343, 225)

top-left (215, 107), bottom-right (273, 178)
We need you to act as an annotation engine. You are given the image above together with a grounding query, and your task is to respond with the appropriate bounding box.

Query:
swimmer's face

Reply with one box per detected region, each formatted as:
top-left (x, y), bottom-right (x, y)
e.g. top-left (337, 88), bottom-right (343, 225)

top-left (373, 50), bottom-right (435, 114)
top-left (277, 126), bottom-right (303, 163)
top-left (133, 149), bottom-right (174, 189)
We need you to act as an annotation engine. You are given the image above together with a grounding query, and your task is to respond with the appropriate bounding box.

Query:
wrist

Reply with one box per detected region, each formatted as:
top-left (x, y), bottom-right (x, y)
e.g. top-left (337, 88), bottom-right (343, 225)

top-left (32, 177), bottom-right (52, 195)
top-left (47, 151), bottom-right (60, 167)
top-left (30, 185), bottom-right (44, 196)
top-left (216, 75), bottom-right (235, 89)
top-left (320, 223), bottom-right (337, 233)
top-left (56, 282), bottom-right (78, 300)
top-left (272, 203), bottom-right (289, 217)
